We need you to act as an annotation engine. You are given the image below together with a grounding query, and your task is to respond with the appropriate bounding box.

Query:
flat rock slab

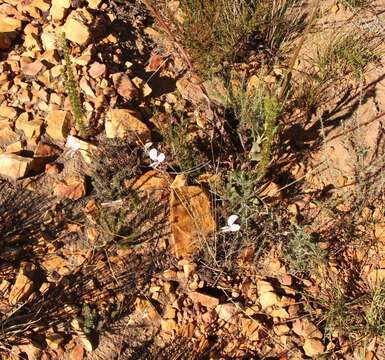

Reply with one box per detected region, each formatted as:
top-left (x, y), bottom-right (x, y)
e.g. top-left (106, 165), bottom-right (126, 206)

top-left (169, 186), bottom-right (215, 258)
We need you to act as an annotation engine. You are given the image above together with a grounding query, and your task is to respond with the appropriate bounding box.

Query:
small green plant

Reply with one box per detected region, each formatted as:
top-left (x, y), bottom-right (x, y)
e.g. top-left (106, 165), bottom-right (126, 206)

top-left (340, 0), bottom-right (369, 9)
top-left (258, 95), bottom-right (280, 178)
top-left (176, 0), bottom-right (259, 76)
top-left (285, 225), bottom-right (327, 274)
top-left (61, 33), bottom-right (87, 137)
top-left (225, 74), bottom-right (265, 158)
top-left (160, 115), bottom-right (202, 173)
top-left (365, 282), bottom-right (385, 338)
top-left (317, 31), bottom-right (381, 80)
top-left (81, 304), bottom-right (103, 334)
top-left (224, 73), bottom-right (280, 176)
top-left (155, 0), bottom-right (305, 78)
top-left (317, 285), bottom-right (366, 341)
top-left (316, 281), bottom-right (385, 346)
top-left (225, 169), bottom-right (260, 210)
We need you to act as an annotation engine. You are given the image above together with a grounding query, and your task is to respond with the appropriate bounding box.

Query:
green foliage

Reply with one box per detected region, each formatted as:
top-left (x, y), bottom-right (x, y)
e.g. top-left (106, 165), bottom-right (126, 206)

top-left (177, 0), bottom-right (259, 76)
top-left (365, 282), bottom-right (385, 338)
top-left (224, 73), bottom-right (280, 176)
top-left (160, 115), bottom-right (201, 173)
top-left (225, 169), bottom-right (260, 211)
top-left (319, 286), bottom-right (365, 341)
top-left (60, 33), bottom-right (87, 137)
top-left (81, 304), bottom-right (103, 334)
top-left (340, 0), bottom-right (369, 9)
top-left (95, 190), bottom-right (158, 248)
top-left (258, 95), bottom-right (279, 178)
top-left (285, 225), bottom-right (326, 274)
top-left (90, 139), bottom-right (159, 248)
top-left (317, 31), bottom-right (381, 80)
top-left (317, 281), bottom-right (385, 344)
top-left (226, 74), bottom-right (265, 156)
top-left (164, 0), bottom-right (304, 78)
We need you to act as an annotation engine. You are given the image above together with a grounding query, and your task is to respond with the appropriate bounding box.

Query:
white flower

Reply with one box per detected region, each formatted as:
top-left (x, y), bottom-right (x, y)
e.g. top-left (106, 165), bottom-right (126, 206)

top-left (221, 215), bottom-right (240, 233)
top-left (65, 135), bottom-right (81, 157)
top-left (149, 148), bottom-right (165, 168)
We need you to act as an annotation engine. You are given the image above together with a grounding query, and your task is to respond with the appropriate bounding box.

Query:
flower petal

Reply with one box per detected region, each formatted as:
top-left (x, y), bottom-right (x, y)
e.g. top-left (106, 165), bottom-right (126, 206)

top-left (144, 142), bottom-right (153, 152)
top-left (66, 135), bottom-right (80, 151)
top-left (157, 152), bottom-right (165, 163)
top-left (149, 148), bottom-right (158, 161)
top-left (229, 224), bottom-right (240, 232)
top-left (221, 226), bottom-right (231, 232)
top-left (150, 161), bottom-right (159, 168)
top-left (227, 214), bottom-right (239, 226)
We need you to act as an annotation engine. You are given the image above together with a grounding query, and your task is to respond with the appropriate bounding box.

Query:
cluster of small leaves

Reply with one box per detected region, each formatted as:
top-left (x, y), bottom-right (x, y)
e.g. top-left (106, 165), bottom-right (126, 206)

top-left (285, 225), bottom-right (326, 274)
top-left (160, 115), bottom-right (202, 173)
top-left (92, 139), bottom-right (143, 201)
top-left (61, 33), bottom-right (87, 137)
top-left (258, 95), bottom-right (280, 178)
top-left (81, 304), bottom-right (103, 334)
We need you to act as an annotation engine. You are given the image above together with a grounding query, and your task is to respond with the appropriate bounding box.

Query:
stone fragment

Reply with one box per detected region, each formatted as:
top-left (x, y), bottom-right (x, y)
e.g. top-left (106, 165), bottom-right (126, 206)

top-left (63, 17), bottom-right (90, 45)
top-left (54, 176), bottom-right (86, 200)
top-left (241, 318), bottom-right (260, 341)
top-left (161, 319), bottom-right (178, 333)
top-left (171, 174), bottom-right (188, 188)
top-left (259, 291), bottom-right (280, 310)
top-left (70, 345), bottom-right (85, 360)
top-left (41, 28), bottom-right (57, 50)
top-left (0, 127), bottom-right (19, 147)
top-left (132, 76), bottom-right (152, 97)
top-left (46, 110), bottom-right (71, 141)
top-left (368, 269), bottom-right (385, 289)
top-left (0, 105), bottom-right (17, 119)
top-left (17, 343), bottom-right (42, 360)
top-left (88, 62), bottom-right (106, 78)
top-left (374, 223), bottom-right (385, 242)
top-left (50, 0), bottom-right (71, 21)
top-left (105, 109), bottom-right (150, 141)
top-left (258, 181), bottom-right (282, 201)
top-left (0, 14), bottom-right (22, 33)
top-left (182, 261), bottom-right (197, 278)
top-left (21, 60), bottom-right (44, 76)
top-left (78, 335), bottom-right (93, 352)
top-left (170, 186), bottom-right (215, 257)
top-left (273, 324), bottom-right (290, 336)
top-left (6, 141), bottom-right (24, 154)
top-left (45, 163), bottom-right (60, 174)
top-left (130, 170), bottom-right (170, 191)
top-left (188, 291), bottom-right (219, 309)
top-left (42, 255), bottom-right (71, 276)
top-left (271, 308), bottom-right (290, 319)
top-left (257, 280), bottom-right (274, 295)
top-left (0, 153), bottom-right (34, 180)
top-left (87, 0), bottom-right (102, 9)
top-left (65, 135), bottom-right (96, 164)
top-left (46, 332), bottom-right (64, 350)
top-left (111, 72), bottom-right (137, 100)
top-left (292, 318), bottom-right (322, 340)
top-left (215, 303), bottom-right (240, 323)
top-left (79, 77), bottom-right (95, 97)
top-left (9, 264), bottom-right (35, 305)
top-left (16, 115), bottom-right (42, 139)
top-left (176, 78), bottom-right (207, 106)
top-left (303, 338), bottom-right (325, 357)
top-left (0, 33), bottom-right (12, 50)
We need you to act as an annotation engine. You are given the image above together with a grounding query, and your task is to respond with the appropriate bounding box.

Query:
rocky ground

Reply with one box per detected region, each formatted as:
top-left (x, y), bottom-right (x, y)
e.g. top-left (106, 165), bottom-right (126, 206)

top-left (1, 0), bottom-right (385, 359)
